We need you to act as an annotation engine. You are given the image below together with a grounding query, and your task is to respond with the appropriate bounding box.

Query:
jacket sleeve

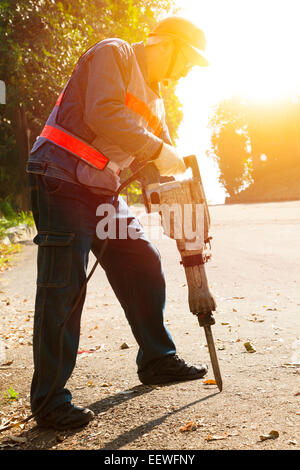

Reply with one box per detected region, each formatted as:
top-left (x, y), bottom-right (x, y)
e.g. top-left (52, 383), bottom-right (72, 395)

top-left (84, 42), bottom-right (164, 162)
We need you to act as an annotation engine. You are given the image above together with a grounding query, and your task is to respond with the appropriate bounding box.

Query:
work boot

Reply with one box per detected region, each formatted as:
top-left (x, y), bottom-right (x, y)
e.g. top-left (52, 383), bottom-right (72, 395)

top-left (35, 402), bottom-right (94, 430)
top-left (138, 354), bottom-right (208, 385)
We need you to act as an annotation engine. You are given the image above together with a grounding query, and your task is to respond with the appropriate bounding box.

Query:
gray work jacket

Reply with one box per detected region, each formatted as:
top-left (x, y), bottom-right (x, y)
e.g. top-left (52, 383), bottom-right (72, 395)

top-left (27, 40), bottom-right (172, 195)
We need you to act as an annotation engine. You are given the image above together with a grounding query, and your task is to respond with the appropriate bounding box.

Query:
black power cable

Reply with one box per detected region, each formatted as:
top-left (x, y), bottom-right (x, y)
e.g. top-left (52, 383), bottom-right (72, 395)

top-left (0, 164), bottom-right (149, 433)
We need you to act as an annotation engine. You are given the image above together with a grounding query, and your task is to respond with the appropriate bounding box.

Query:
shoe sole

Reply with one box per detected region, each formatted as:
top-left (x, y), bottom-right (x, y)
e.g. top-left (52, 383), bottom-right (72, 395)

top-left (140, 371), bottom-right (207, 385)
top-left (36, 412), bottom-right (94, 431)
top-left (37, 421), bottom-right (91, 431)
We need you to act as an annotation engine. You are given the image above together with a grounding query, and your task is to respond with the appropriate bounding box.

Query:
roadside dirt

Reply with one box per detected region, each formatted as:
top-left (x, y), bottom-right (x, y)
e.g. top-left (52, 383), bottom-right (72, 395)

top-left (0, 201), bottom-right (299, 451)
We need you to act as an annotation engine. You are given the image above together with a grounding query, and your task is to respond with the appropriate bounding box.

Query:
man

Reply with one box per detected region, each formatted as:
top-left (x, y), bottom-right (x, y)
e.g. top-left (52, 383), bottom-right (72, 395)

top-left (27, 16), bottom-right (210, 431)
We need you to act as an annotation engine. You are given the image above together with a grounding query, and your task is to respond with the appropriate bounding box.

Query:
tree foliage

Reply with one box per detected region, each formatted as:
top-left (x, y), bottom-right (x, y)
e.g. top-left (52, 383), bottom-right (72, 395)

top-left (245, 100), bottom-right (300, 180)
top-left (207, 98), bottom-right (252, 197)
top-left (0, 0), bottom-right (180, 208)
top-left (207, 96), bottom-right (300, 198)
top-left (161, 81), bottom-right (183, 143)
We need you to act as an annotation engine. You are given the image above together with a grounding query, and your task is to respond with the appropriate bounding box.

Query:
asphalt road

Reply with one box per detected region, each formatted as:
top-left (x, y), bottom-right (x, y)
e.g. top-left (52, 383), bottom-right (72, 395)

top-left (0, 200), bottom-right (299, 451)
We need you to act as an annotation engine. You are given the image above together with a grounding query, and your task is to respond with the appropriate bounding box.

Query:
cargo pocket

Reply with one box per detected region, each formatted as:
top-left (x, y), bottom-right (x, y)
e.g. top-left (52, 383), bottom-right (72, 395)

top-left (42, 175), bottom-right (63, 194)
top-left (33, 232), bottom-right (75, 288)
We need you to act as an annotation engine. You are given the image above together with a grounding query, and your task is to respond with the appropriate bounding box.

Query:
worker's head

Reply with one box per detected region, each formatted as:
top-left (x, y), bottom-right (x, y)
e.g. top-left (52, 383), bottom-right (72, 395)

top-left (145, 16), bottom-right (208, 84)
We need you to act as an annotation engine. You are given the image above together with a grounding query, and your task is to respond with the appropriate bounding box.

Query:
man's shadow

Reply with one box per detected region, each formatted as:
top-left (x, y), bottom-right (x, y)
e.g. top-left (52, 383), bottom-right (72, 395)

top-left (93, 388), bottom-right (219, 450)
top-left (23, 384), bottom-right (153, 448)
top-left (24, 383), bottom-right (219, 450)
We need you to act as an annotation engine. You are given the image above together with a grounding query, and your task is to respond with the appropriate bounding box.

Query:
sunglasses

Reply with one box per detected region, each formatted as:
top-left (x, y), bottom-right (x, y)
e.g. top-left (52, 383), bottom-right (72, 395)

top-left (180, 45), bottom-right (196, 74)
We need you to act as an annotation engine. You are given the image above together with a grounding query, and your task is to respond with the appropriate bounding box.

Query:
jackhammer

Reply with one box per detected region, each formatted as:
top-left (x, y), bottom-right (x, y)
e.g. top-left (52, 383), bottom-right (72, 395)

top-left (141, 155), bottom-right (222, 391)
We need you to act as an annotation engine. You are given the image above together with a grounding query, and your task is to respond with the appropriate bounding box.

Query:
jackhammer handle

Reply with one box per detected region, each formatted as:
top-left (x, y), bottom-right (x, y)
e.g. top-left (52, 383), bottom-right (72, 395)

top-left (183, 155), bottom-right (211, 230)
top-left (183, 155), bottom-right (201, 179)
top-left (197, 311), bottom-right (216, 327)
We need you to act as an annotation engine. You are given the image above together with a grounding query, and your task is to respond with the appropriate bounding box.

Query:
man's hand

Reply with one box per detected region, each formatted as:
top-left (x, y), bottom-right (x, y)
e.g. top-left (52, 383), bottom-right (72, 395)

top-left (153, 143), bottom-right (186, 176)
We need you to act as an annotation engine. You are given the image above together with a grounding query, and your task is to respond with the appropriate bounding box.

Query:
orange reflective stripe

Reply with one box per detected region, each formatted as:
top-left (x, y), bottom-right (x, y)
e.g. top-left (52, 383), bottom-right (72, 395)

top-left (125, 92), bottom-right (162, 136)
top-left (55, 92), bottom-right (63, 106)
top-left (40, 125), bottom-right (108, 170)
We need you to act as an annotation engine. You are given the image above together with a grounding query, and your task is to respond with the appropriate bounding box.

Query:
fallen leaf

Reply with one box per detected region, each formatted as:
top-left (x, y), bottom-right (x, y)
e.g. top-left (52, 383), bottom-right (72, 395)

top-left (205, 434), bottom-right (227, 441)
top-left (244, 342), bottom-right (256, 353)
top-left (77, 345), bottom-right (104, 355)
top-left (0, 360), bottom-right (13, 367)
top-left (196, 419), bottom-right (205, 428)
top-left (179, 421), bottom-right (197, 432)
top-left (203, 379), bottom-right (217, 385)
top-left (259, 430), bottom-right (279, 441)
top-left (247, 315), bottom-right (265, 323)
top-left (87, 380), bottom-right (94, 387)
top-left (120, 342), bottom-right (129, 350)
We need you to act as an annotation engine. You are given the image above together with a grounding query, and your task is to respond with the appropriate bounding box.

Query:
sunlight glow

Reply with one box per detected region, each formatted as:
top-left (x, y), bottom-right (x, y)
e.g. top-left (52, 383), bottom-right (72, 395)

top-left (172, 0), bottom-right (300, 203)
top-left (176, 0), bottom-right (300, 103)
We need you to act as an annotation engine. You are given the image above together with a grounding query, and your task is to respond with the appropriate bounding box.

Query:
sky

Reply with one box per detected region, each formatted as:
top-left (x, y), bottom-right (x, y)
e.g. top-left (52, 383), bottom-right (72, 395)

top-left (172, 0), bottom-right (300, 204)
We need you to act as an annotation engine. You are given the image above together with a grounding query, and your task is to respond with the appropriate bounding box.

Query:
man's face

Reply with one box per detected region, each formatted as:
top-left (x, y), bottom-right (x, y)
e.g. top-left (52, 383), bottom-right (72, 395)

top-left (166, 43), bottom-right (196, 81)
top-left (146, 38), bottom-right (203, 85)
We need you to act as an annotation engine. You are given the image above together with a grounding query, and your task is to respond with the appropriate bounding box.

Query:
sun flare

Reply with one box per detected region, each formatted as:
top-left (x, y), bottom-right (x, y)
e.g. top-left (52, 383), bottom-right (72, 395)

top-left (173, 0), bottom-right (300, 203)
top-left (176, 0), bottom-right (300, 104)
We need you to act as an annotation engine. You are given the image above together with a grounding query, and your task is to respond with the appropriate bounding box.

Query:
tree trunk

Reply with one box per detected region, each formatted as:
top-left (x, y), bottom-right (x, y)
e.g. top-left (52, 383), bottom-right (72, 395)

top-left (11, 104), bottom-right (31, 211)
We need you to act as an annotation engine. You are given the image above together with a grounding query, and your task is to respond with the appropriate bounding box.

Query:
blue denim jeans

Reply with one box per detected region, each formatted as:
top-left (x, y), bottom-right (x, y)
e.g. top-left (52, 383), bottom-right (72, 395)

top-left (29, 174), bottom-right (176, 416)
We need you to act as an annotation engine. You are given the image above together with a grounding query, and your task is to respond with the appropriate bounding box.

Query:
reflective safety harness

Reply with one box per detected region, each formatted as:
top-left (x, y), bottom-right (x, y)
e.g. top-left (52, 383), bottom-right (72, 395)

top-left (40, 123), bottom-right (109, 171)
top-left (36, 87), bottom-right (163, 175)
top-left (124, 92), bottom-right (163, 136)
top-left (33, 42), bottom-right (165, 175)
top-left (37, 87), bottom-right (111, 172)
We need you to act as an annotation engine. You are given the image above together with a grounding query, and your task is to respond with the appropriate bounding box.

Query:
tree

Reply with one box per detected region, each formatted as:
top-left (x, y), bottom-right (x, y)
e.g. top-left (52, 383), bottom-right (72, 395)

top-left (0, 0), bottom-right (180, 209)
top-left (245, 100), bottom-right (300, 180)
top-left (161, 81), bottom-right (183, 143)
top-left (207, 98), bottom-right (252, 197)
top-left (207, 95), bottom-right (300, 200)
